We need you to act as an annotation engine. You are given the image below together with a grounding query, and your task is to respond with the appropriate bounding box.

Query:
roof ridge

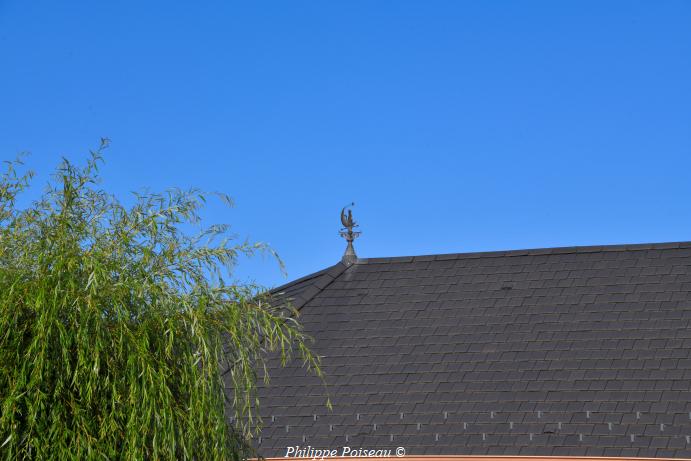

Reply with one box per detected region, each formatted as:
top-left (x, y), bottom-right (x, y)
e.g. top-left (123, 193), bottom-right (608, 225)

top-left (270, 265), bottom-right (335, 295)
top-left (270, 262), bottom-right (349, 311)
top-left (355, 240), bottom-right (691, 264)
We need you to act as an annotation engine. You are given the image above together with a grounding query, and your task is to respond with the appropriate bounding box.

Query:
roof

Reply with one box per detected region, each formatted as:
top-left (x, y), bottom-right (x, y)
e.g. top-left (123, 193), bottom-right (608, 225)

top-left (253, 241), bottom-right (691, 458)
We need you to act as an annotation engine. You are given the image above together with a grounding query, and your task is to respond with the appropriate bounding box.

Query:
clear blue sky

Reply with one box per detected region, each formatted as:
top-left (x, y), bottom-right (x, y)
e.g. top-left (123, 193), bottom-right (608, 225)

top-left (1, 1), bottom-right (690, 287)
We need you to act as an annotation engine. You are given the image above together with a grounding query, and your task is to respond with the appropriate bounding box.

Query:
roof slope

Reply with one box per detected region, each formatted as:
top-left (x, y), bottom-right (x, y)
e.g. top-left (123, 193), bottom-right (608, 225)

top-left (253, 241), bottom-right (691, 458)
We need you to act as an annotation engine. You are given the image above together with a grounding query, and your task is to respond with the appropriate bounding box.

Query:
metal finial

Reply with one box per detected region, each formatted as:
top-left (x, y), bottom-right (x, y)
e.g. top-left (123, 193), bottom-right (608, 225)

top-left (339, 203), bottom-right (361, 265)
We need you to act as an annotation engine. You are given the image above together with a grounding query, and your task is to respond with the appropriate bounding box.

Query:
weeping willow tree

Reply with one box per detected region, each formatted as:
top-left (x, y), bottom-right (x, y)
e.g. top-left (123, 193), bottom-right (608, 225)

top-left (0, 140), bottom-right (323, 460)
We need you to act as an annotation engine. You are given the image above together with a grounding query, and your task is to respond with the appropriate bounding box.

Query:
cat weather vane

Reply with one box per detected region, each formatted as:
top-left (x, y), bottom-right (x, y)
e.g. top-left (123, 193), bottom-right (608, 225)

top-left (339, 203), bottom-right (361, 265)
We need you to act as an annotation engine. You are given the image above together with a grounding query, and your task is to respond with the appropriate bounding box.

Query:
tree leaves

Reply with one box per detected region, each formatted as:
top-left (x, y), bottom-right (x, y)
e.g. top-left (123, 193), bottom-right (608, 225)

top-left (0, 141), bottom-right (322, 460)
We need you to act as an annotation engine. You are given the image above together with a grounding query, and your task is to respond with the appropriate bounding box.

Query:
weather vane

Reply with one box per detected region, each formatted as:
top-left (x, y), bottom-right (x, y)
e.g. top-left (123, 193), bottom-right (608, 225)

top-left (339, 202), bottom-right (361, 265)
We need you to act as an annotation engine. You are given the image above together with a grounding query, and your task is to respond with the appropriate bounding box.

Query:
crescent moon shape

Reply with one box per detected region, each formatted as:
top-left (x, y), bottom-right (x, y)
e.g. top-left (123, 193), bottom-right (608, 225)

top-left (340, 207), bottom-right (349, 227)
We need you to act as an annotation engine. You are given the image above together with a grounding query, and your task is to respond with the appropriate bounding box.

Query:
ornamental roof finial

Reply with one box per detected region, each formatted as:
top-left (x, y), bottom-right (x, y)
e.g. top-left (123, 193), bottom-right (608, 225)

top-left (339, 203), bottom-right (361, 265)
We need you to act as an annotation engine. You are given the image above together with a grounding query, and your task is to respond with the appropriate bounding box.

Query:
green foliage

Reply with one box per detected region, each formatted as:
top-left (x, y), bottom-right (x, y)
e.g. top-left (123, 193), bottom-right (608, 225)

top-left (0, 140), bottom-right (323, 460)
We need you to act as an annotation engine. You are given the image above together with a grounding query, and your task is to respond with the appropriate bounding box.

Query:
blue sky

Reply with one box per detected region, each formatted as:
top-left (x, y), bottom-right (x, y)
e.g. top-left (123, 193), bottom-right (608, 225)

top-left (1, 1), bottom-right (690, 287)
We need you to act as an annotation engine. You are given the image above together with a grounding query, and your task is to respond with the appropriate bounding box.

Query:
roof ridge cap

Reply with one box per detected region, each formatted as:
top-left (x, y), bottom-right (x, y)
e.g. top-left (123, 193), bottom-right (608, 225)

top-left (355, 240), bottom-right (691, 264)
top-left (271, 261), bottom-right (349, 311)
top-left (270, 264), bottom-right (336, 295)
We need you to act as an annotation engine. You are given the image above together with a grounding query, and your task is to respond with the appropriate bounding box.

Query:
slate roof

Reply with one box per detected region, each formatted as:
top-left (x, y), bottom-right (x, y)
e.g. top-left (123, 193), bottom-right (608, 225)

top-left (252, 241), bottom-right (691, 458)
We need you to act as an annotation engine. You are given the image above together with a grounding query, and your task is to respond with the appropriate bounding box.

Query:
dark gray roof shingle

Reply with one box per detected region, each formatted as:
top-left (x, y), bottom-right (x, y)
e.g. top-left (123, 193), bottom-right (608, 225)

top-left (251, 241), bottom-right (691, 458)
